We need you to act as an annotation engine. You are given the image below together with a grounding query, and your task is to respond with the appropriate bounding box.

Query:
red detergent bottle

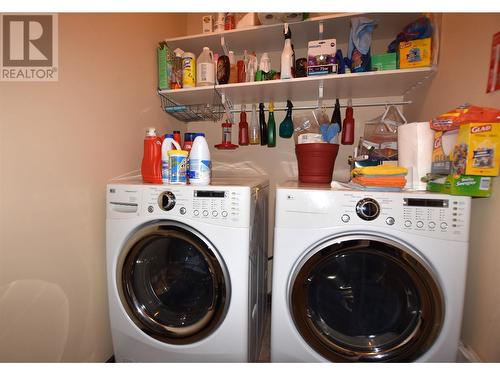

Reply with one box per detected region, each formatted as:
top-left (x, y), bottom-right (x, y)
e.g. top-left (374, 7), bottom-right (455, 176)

top-left (141, 128), bottom-right (163, 183)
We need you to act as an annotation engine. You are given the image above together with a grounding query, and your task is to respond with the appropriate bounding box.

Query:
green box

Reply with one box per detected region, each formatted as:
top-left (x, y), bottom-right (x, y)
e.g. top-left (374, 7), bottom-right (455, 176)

top-left (426, 174), bottom-right (493, 197)
top-left (371, 53), bottom-right (397, 71)
top-left (157, 44), bottom-right (174, 90)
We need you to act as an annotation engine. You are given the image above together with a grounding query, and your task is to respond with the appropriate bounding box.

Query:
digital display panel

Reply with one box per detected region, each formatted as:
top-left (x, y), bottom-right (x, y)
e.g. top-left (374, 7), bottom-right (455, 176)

top-left (403, 198), bottom-right (449, 208)
top-left (194, 190), bottom-right (226, 198)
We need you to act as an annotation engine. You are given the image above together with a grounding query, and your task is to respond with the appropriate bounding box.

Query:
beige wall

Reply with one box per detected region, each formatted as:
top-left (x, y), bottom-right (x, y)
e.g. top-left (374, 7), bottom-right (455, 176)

top-left (0, 13), bottom-right (186, 362)
top-left (404, 13), bottom-right (500, 362)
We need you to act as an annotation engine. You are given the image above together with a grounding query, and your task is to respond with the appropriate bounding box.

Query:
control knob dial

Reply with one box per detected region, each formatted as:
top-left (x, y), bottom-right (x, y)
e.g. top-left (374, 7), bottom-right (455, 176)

top-left (356, 198), bottom-right (380, 221)
top-left (158, 191), bottom-right (176, 211)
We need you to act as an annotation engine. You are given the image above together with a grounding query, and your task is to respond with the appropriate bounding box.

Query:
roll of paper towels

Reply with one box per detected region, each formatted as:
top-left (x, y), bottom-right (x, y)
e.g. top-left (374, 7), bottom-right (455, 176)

top-left (398, 122), bottom-right (435, 190)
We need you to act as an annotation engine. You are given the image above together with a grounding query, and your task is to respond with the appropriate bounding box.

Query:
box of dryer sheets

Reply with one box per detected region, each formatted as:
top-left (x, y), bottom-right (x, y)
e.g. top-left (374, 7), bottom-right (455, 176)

top-left (399, 37), bottom-right (432, 69)
top-left (431, 122), bottom-right (500, 176)
top-left (427, 174), bottom-right (492, 197)
top-left (307, 39), bottom-right (337, 75)
top-left (371, 53), bottom-right (397, 71)
top-left (157, 43), bottom-right (175, 90)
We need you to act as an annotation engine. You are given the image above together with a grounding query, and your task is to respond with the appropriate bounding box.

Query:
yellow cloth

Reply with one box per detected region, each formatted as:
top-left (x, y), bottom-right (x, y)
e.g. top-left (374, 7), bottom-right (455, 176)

top-left (352, 165), bottom-right (408, 176)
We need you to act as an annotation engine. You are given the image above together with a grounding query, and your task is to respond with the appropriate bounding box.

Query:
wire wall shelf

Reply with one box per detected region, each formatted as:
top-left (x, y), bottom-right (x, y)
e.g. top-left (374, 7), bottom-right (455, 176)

top-left (158, 88), bottom-right (227, 123)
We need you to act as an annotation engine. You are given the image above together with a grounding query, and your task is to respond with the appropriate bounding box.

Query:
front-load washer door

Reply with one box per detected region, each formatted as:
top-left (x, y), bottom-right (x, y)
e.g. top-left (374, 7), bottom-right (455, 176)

top-left (290, 234), bottom-right (444, 362)
top-left (118, 221), bottom-right (230, 345)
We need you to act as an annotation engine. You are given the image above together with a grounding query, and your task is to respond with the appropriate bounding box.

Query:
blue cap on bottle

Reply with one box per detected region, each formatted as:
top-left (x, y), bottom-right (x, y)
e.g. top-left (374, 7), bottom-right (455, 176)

top-left (196, 132), bottom-right (205, 137)
top-left (165, 134), bottom-right (173, 138)
top-left (185, 132), bottom-right (195, 141)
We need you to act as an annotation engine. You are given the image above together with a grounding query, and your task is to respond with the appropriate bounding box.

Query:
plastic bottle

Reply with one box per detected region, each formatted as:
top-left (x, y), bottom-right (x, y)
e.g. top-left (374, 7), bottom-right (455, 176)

top-left (331, 98), bottom-right (342, 132)
top-left (182, 52), bottom-right (196, 88)
top-left (259, 103), bottom-right (267, 145)
top-left (228, 51), bottom-right (237, 84)
top-left (217, 55), bottom-right (230, 84)
top-left (341, 99), bottom-right (355, 145)
top-left (267, 101), bottom-right (276, 147)
top-left (189, 134), bottom-right (211, 185)
top-left (238, 105), bottom-right (249, 145)
top-left (280, 24), bottom-right (293, 79)
top-left (183, 132), bottom-right (195, 151)
top-left (141, 128), bottom-right (163, 184)
top-left (279, 100), bottom-right (294, 138)
top-left (173, 130), bottom-right (182, 145)
top-left (196, 47), bottom-right (215, 87)
top-left (215, 13), bottom-right (225, 32)
top-left (249, 104), bottom-right (260, 145)
top-left (224, 13), bottom-right (235, 30)
top-left (256, 53), bottom-right (271, 81)
top-left (161, 134), bottom-right (181, 183)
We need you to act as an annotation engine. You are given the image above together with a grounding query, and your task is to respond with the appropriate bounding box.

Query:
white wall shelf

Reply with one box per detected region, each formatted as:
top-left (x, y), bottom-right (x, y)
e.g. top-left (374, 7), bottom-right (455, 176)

top-left (159, 67), bottom-right (435, 107)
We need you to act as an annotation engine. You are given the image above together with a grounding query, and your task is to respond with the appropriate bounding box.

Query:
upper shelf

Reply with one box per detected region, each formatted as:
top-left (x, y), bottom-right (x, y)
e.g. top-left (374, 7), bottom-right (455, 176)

top-left (158, 67), bottom-right (436, 106)
top-left (165, 13), bottom-right (424, 54)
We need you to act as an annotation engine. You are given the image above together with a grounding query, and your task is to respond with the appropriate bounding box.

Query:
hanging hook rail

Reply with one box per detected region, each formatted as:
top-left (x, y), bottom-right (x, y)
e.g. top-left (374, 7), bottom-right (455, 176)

top-left (216, 100), bottom-right (412, 113)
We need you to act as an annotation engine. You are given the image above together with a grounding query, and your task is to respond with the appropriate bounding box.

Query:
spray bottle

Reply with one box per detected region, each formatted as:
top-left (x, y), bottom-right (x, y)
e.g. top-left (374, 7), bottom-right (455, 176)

top-left (280, 23), bottom-right (293, 79)
top-left (341, 99), bottom-right (355, 145)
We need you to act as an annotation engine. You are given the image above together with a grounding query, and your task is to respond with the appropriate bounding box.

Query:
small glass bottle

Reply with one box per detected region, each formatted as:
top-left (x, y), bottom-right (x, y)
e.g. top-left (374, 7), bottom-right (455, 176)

top-left (267, 101), bottom-right (276, 147)
top-left (238, 105), bottom-right (249, 145)
top-left (249, 104), bottom-right (260, 145)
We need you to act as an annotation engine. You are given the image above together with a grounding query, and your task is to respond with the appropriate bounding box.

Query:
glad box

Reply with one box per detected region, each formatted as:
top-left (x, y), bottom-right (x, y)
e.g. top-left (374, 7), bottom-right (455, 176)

top-left (432, 122), bottom-right (500, 176)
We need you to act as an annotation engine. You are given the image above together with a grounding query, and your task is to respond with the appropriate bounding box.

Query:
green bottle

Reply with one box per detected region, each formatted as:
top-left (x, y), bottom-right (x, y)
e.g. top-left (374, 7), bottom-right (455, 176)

top-left (267, 101), bottom-right (276, 147)
top-left (279, 100), bottom-right (294, 138)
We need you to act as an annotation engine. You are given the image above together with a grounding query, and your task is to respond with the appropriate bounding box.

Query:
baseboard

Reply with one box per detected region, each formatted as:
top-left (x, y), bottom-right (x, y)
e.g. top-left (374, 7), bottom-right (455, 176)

top-left (457, 342), bottom-right (482, 362)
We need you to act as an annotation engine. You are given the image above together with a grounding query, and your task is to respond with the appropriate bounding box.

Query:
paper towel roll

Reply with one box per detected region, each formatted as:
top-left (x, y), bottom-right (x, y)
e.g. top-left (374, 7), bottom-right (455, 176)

top-left (398, 122), bottom-right (435, 190)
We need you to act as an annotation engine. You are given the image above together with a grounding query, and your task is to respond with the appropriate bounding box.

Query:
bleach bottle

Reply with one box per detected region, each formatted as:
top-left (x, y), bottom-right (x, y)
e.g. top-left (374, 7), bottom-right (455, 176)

top-left (188, 133), bottom-right (211, 185)
top-left (161, 134), bottom-right (181, 183)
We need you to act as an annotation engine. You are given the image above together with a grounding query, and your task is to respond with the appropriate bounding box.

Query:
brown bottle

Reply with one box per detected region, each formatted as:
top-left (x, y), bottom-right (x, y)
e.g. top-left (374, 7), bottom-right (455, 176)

top-left (217, 55), bottom-right (230, 84)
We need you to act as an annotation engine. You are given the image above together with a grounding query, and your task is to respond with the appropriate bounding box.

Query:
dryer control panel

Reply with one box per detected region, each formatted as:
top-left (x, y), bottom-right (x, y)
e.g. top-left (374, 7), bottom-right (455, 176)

top-left (275, 187), bottom-right (471, 242)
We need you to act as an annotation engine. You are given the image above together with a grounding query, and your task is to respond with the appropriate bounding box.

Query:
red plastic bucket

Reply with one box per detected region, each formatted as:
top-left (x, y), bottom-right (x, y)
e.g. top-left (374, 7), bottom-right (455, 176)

top-left (295, 143), bottom-right (339, 183)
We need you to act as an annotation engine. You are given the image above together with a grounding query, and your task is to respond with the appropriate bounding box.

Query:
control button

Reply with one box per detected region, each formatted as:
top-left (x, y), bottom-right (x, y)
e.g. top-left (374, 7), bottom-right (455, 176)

top-left (203, 210), bottom-right (209, 217)
top-left (221, 211), bottom-right (228, 217)
top-left (148, 206), bottom-right (154, 213)
top-left (341, 214), bottom-right (350, 223)
top-left (158, 191), bottom-right (176, 211)
top-left (404, 220), bottom-right (412, 228)
top-left (355, 198), bottom-right (380, 221)
top-left (212, 210), bottom-right (218, 217)
top-left (428, 221), bottom-right (436, 229)
top-left (193, 210), bottom-right (199, 216)
top-left (416, 221), bottom-right (424, 228)
top-left (440, 222), bottom-right (448, 230)
top-left (386, 217), bottom-right (395, 226)
top-left (179, 207), bottom-right (186, 215)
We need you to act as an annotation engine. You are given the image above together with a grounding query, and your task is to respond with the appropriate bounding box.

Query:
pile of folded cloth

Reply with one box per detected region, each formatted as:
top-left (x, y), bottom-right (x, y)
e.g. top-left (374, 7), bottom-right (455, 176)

top-left (351, 165), bottom-right (408, 191)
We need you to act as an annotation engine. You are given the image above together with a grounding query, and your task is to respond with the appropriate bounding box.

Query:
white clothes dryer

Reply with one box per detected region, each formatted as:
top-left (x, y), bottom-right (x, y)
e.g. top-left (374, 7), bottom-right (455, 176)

top-left (271, 182), bottom-right (471, 362)
top-left (106, 177), bottom-right (268, 362)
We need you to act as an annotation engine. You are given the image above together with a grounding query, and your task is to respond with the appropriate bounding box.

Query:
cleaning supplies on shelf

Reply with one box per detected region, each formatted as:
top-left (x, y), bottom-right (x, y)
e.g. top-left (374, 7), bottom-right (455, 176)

top-left (228, 51), bottom-right (237, 84)
top-left (215, 121), bottom-right (239, 150)
top-left (217, 55), bottom-right (230, 84)
top-left (280, 23), bottom-right (293, 79)
top-left (169, 149), bottom-right (189, 185)
top-left (249, 104), bottom-right (261, 145)
top-left (348, 17), bottom-right (376, 73)
top-left (173, 130), bottom-right (182, 145)
top-left (331, 98), bottom-right (342, 132)
top-left (279, 100), bottom-right (294, 138)
top-left (182, 52), bottom-right (196, 88)
top-left (196, 47), bottom-right (215, 87)
top-left (246, 52), bottom-right (258, 82)
top-left (238, 105), bottom-right (249, 145)
top-left (161, 134), bottom-right (181, 183)
top-left (141, 128), bottom-right (163, 184)
top-left (259, 103), bottom-right (268, 145)
top-left (171, 49), bottom-right (183, 89)
top-left (183, 132), bottom-right (195, 151)
top-left (267, 101), bottom-right (276, 147)
top-left (189, 133), bottom-right (211, 185)
top-left (307, 38), bottom-right (337, 75)
top-left (256, 53), bottom-right (271, 81)
top-left (351, 165), bottom-right (408, 191)
top-left (341, 99), bottom-right (355, 145)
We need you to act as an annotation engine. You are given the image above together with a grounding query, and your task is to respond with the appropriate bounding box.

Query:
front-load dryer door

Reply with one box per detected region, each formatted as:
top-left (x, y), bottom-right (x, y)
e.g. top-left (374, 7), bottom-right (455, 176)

top-left (118, 221), bottom-right (230, 345)
top-left (290, 235), bottom-right (444, 362)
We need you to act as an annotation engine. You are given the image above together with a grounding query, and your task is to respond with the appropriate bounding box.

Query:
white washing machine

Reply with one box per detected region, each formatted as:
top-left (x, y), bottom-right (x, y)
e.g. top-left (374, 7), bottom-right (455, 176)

top-left (271, 182), bottom-right (471, 362)
top-left (106, 177), bottom-right (268, 362)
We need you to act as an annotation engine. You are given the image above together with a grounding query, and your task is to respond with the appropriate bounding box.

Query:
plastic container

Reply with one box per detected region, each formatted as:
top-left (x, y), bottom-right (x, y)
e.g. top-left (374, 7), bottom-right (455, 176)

top-left (183, 132), bottom-right (195, 151)
top-left (189, 134), bottom-right (211, 185)
top-left (280, 24), bottom-right (293, 79)
top-left (161, 134), bottom-right (181, 183)
top-left (217, 55), bottom-right (230, 84)
top-left (196, 47), bottom-right (215, 87)
top-left (341, 99), bottom-right (355, 145)
top-left (295, 143), bottom-right (340, 183)
top-left (228, 51), bottom-right (237, 84)
top-left (141, 128), bottom-right (163, 184)
top-left (182, 52), bottom-right (196, 88)
top-left (168, 149), bottom-right (189, 184)
top-left (173, 130), bottom-right (182, 145)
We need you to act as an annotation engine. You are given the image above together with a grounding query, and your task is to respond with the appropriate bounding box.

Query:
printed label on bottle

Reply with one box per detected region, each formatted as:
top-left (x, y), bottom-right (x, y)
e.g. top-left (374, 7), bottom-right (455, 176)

top-left (198, 62), bottom-right (214, 83)
top-left (189, 159), bottom-right (211, 180)
top-left (162, 160), bottom-right (169, 181)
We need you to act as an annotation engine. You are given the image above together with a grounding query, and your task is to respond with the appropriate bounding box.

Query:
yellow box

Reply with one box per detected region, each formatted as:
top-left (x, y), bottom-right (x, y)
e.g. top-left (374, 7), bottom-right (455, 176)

top-left (399, 38), bottom-right (432, 69)
top-left (456, 122), bottom-right (500, 176)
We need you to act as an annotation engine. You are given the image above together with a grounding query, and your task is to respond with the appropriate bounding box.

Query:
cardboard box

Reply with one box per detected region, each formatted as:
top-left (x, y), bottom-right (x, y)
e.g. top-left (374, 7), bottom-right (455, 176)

top-left (427, 174), bottom-right (492, 197)
top-left (432, 122), bottom-right (500, 177)
top-left (399, 37), bottom-right (432, 69)
top-left (307, 39), bottom-right (337, 76)
top-left (372, 53), bottom-right (397, 71)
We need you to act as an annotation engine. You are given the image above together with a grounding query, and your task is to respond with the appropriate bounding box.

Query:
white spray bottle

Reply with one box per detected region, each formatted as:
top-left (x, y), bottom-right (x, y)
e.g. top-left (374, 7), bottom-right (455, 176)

top-left (280, 23), bottom-right (293, 79)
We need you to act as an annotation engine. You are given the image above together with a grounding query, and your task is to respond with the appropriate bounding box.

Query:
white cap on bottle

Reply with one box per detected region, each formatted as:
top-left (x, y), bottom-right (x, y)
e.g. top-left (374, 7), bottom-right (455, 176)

top-left (146, 128), bottom-right (157, 136)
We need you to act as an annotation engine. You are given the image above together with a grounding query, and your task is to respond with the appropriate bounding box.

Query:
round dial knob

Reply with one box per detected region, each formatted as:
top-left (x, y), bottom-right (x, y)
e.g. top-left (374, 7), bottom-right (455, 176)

top-left (158, 191), bottom-right (176, 211)
top-left (356, 198), bottom-right (380, 221)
